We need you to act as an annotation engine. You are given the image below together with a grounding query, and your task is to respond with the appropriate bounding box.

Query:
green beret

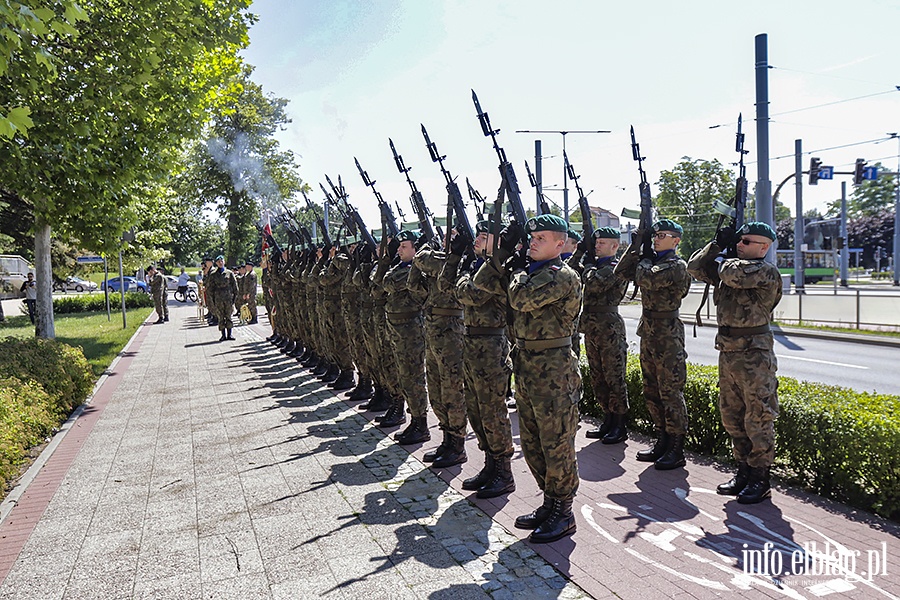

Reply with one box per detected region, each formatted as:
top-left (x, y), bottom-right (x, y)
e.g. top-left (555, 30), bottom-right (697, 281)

top-left (567, 229), bottom-right (581, 242)
top-left (215, 254), bottom-right (225, 262)
top-left (475, 219), bottom-right (495, 234)
top-left (395, 230), bottom-right (419, 243)
top-left (738, 221), bottom-right (776, 241)
top-left (652, 219), bottom-right (683, 236)
top-left (592, 227), bottom-right (621, 240)
top-left (525, 214), bottom-right (568, 234)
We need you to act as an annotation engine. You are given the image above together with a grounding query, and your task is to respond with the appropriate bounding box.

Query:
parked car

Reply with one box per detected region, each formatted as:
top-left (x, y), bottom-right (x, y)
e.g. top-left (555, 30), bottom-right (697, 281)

top-left (0, 255), bottom-right (32, 298)
top-left (100, 276), bottom-right (149, 293)
top-left (54, 276), bottom-right (99, 293)
top-left (164, 275), bottom-right (198, 292)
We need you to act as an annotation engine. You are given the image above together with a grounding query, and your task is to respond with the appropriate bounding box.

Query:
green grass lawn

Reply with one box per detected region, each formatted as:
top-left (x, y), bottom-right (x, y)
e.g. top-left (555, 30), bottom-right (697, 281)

top-left (0, 308), bottom-right (153, 376)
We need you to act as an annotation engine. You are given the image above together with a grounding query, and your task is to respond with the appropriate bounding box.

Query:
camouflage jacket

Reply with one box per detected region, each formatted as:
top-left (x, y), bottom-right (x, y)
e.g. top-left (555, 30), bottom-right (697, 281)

top-left (413, 247), bottom-right (461, 312)
top-left (242, 270), bottom-right (257, 299)
top-left (687, 241), bottom-right (783, 351)
top-left (615, 244), bottom-right (691, 313)
top-left (205, 267), bottom-right (238, 302)
top-left (149, 272), bottom-right (166, 296)
top-left (579, 256), bottom-right (628, 333)
top-left (474, 256), bottom-right (581, 342)
top-left (442, 255), bottom-right (507, 329)
top-left (380, 259), bottom-right (426, 314)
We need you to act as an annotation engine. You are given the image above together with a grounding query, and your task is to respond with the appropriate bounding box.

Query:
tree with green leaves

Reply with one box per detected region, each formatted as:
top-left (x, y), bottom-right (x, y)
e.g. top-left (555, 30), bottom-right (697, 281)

top-left (0, 0), bottom-right (253, 338)
top-left (654, 158), bottom-right (735, 258)
top-left (175, 66), bottom-right (304, 265)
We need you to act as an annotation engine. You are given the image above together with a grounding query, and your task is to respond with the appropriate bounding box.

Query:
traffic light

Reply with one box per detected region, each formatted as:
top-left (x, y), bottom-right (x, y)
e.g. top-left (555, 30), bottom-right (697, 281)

top-left (808, 157), bottom-right (822, 185)
top-left (853, 158), bottom-right (866, 185)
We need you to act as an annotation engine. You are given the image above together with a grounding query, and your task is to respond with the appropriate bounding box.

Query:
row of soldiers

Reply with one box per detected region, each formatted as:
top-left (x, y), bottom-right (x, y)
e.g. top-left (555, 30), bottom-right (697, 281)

top-left (262, 214), bottom-right (782, 543)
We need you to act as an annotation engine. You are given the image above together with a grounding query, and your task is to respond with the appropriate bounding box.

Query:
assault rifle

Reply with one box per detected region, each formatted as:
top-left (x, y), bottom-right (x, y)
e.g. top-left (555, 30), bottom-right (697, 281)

top-left (280, 203), bottom-right (316, 250)
top-left (326, 174), bottom-right (377, 252)
top-left (628, 126), bottom-right (654, 259)
top-left (389, 138), bottom-right (438, 246)
top-left (466, 178), bottom-right (488, 219)
top-left (301, 190), bottom-right (332, 248)
top-left (355, 157), bottom-right (400, 238)
top-left (471, 89), bottom-right (528, 262)
top-left (255, 222), bottom-right (283, 268)
top-left (564, 151), bottom-right (595, 259)
top-left (524, 160), bottom-right (552, 215)
top-left (421, 124), bottom-right (475, 251)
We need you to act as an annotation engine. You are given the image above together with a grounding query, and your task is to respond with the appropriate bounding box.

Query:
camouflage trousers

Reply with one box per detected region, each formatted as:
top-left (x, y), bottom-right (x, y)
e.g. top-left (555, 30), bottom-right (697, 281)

top-left (373, 306), bottom-right (401, 398)
top-left (152, 291), bottom-right (168, 320)
top-left (719, 349), bottom-right (779, 468)
top-left (583, 316), bottom-right (629, 415)
top-left (244, 293), bottom-right (257, 321)
top-left (425, 315), bottom-right (466, 437)
top-left (464, 334), bottom-right (513, 458)
top-left (318, 296), bottom-right (352, 370)
top-left (513, 346), bottom-right (581, 501)
top-left (387, 315), bottom-right (427, 418)
top-left (638, 321), bottom-right (688, 435)
top-left (211, 297), bottom-right (234, 331)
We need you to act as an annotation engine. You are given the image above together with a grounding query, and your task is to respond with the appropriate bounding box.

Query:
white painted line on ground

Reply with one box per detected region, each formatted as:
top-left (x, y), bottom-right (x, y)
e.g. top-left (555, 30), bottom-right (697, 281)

top-left (778, 355), bottom-right (868, 369)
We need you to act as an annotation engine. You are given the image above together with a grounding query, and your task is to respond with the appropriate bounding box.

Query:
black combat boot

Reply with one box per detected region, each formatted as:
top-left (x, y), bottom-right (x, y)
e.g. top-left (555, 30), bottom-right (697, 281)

top-left (602, 413), bottom-right (628, 445)
top-left (329, 369), bottom-right (355, 391)
top-left (654, 433), bottom-right (686, 470)
top-left (288, 344), bottom-right (305, 358)
top-left (529, 498), bottom-right (576, 544)
top-left (302, 351), bottom-right (319, 367)
top-left (275, 336), bottom-right (289, 348)
top-left (319, 363), bottom-right (340, 384)
top-left (585, 413), bottom-right (613, 439)
top-left (737, 466), bottom-right (771, 504)
top-left (636, 430), bottom-right (670, 463)
top-left (226, 328), bottom-right (234, 340)
top-left (155, 317), bottom-right (164, 324)
top-left (280, 340), bottom-right (294, 354)
top-left (462, 454), bottom-right (495, 491)
top-left (717, 462), bottom-right (751, 496)
top-left (433, 435), bottom-right (468, 469)
top-left (267, 333), bottom-right (278, 342)
top-left (514, 495), bottom-right (554, 530)
top-left (395, 415), bottom-right (430, 445)
top-left (311, 357), bottom-right (329, 376)
top-left (476, 456), bottom-right (514, 498)
top-left (361, 386), bottom-right (390, 412)
top-left (377, 397), bottom-right (406, 427)
top-left (219, 330), bottom-right (227, 341)
top-left (423, 431), bottom-right (449, 463)
top-left (297, 346), bottom-right (313, 362)
top-left (347, 376), bottom-right (374, 401)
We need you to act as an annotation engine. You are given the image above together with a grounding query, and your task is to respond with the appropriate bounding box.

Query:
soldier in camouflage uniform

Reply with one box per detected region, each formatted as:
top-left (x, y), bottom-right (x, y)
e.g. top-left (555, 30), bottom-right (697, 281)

top-left (581, 227), bottom-right (630, 444)
top-left (474, 214), bottom-right (582, 544)
top-left (205, 255), bottom-right (239, 341)
top-left (615, 219), bottom-right (692, 470)
top-left (687, 222), bottom-right (782, 504)
top-left (413, 244), bottom-right (467, 468)
top-left (374, 230), bottom-right (429, 444)
top-left (318, 244), bottom-right (356, 389)
top-left (147, 265), bottom-right (168, 324)
top-left (242, 261), bottom-right (258, 325)
top-left (442, 220), bottom-right (515, 498)
top-left (369, 241), bottom-right (404, 423)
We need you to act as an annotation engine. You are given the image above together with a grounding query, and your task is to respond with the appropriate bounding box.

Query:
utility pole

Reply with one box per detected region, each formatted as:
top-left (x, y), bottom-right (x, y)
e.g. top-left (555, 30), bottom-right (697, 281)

top-left (755, 33), bottom-right (774, 262)
top-left (891, 133), bottom-right (900, 286)
top-left (840, 181), bottom-right (849, 286)
top-left (794, 139), bottom-right (805, 291)
top-left (516, 129), bottom-right (610, 223)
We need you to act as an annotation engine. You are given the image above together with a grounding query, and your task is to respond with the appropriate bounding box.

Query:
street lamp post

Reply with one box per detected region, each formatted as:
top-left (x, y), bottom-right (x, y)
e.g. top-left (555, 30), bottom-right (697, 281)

top-left (891, 133), bottom-right (900, 286)
top-left (516, 130), bottom-right (610, 223)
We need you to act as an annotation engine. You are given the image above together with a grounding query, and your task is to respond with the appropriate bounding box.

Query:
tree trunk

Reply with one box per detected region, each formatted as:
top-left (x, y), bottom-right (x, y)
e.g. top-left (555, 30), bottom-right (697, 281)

top-left (34, 213), bottom-right (56, 339)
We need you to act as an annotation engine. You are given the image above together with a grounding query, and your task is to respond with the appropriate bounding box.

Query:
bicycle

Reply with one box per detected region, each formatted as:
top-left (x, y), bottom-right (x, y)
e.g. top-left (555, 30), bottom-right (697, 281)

top-left (173, 286), bottom-right (198, 303)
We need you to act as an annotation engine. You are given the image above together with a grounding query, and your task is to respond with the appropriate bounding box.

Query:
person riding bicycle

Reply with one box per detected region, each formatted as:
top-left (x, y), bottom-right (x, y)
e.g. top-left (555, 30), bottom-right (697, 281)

top-left (176, 267), bottom-right (190, 297)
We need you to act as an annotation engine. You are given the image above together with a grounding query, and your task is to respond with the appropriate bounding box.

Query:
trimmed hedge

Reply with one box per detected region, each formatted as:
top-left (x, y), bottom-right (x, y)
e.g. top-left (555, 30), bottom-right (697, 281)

top-left (579, 355), bottom-right (900, 520)
top-left (0, 377), bottom-right (57, 489)
top-left (54, 291), bottom-right (154, 314)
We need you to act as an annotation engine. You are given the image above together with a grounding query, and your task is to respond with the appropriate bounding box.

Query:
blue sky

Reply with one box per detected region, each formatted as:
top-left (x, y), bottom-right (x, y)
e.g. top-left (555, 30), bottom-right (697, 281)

top-left (242, 0), bottom-right (900, 228)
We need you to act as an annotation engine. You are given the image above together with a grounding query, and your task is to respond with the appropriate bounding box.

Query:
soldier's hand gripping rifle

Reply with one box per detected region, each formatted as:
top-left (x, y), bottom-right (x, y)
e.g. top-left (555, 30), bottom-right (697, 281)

top-left (630, 126), bottom-right (655, 260)
top-left (301, 190), bottom-right (333, 248)
top-left (390, 138), bottom-right (438, 248)
top-left (524, 159), bottom-right (552, 216)
top-left (280, 203), bottom-right (315, 252)
top-left (355, 157), bottom-right (400, 238)
top-left (471, 89), bottom-right (529, 265)
top-left (326, 174), bottom-right (378, 253)
top-left (565, 151), bottom-right (595, 260)
top-left (422, 124), bottom-right (475, 253)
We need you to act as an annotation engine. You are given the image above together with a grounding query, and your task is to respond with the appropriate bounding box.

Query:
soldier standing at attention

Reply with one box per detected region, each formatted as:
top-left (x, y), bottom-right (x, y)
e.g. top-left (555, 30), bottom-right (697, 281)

top-left (474, 214), bottom-right (582, 544)
top-left (615, 219), bottom-right (692, 470)
top-left (687, 222), bottom-right (782, 504)
top-left (243, 261), bottom-right (258, 325)
top-left (147, 265), bottom-right (168, 324)
top-left (206, 255), bottom-right (239, 341)
top-left (581, 228), bottom-right (630, 444)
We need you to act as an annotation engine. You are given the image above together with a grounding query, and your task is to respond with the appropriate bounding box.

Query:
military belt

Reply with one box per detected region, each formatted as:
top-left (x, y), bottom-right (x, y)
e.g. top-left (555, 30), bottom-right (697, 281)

top-left (642, 309), bottom-right (680, 319)
top-left (387, 311), bottom-right (421, 323)
top-left (465, 326), bottom-right (506, 336)
top-left (718, 324), bottom-right (771, 337)
top-left (515, 336), bottom-right (572, 351)
top-left (585, 305), bottom-right (619, 314)
top-left (429, 307), bottom-right (464, 318)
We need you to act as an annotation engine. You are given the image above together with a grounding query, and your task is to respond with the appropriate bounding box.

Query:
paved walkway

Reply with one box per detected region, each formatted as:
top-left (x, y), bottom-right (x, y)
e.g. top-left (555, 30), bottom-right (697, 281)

top-left (0, 303), bottom-right (897, 599)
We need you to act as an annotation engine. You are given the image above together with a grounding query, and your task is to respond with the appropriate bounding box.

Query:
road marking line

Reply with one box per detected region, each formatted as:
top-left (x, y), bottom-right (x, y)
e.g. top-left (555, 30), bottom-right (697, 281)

top-left (779, 356), bottom-right (867, 369)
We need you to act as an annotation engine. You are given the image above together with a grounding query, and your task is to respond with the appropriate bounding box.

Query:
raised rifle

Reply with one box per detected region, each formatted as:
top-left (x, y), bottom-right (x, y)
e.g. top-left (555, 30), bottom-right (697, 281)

top-left (466, 178), bottom-right (488, 219)
top-left (355, 157), bottom-right (400, 238)
top-left (564, 151), bottom-right (595, 259)
top-left (422, 124), bottom-right (475, 252)
top-left (326, 174), bottom-right (378, 252)
top-left (301, 190), bottom-right (332, 248)
top-left (524, 160), bottom-right (552, 215)
top-left (390, 138), bottom-right (438, 247)
top-left (471, 89), bottom-right (528, 261)
top-left (627, 126), bottom-right (654, 260)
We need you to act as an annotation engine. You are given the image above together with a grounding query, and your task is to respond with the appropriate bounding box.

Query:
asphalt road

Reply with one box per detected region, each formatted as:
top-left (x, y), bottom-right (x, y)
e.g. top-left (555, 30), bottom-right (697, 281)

top-left (621, 315), bottom-right (900, 396)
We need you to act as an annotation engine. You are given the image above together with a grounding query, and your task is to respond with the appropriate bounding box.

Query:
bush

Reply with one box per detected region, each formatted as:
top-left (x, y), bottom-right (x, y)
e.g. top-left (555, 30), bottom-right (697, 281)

top-left (580, 355), bottom-right (900, 520)
top-left (0, 337), bottom-right (94, 417)
top-left (54, 291), bottom-right (153, 314)
top-left (0, 377), bottom-right (57, 490)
